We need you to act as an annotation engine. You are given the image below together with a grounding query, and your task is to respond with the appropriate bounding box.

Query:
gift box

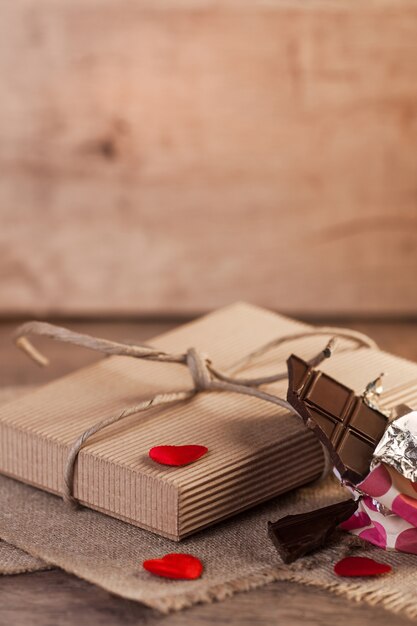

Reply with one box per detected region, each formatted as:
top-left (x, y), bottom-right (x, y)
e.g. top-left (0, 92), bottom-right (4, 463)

top-left (1, 303), bottom-right (417, 541)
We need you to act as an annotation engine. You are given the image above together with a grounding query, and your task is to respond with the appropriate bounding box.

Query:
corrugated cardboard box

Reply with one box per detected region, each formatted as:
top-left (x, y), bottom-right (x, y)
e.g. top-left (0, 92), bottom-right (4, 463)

top-left (1, 303), bottom-right (417, 540)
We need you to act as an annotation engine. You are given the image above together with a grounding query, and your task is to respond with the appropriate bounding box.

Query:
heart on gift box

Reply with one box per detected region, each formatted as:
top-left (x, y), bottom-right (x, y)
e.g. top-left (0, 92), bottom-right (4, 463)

top-left (149, 444), bottom-right (208, 466)
top-left (143, 553), bottom-right (203, 579)
top-left (334, 556), bottom-right (392, 577)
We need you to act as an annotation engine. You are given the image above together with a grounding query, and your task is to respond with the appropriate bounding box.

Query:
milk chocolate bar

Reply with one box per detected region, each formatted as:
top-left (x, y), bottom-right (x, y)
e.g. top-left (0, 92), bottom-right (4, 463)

top-left (287, 355), bottom-right (389, 484)
top-left (268, 499), bottom-right (358, 563)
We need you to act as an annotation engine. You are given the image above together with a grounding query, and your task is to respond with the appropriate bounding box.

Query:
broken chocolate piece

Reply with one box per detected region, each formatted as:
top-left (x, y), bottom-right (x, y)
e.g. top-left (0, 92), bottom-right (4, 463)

top-left (268, 498), bottom-right (358, 563)
top-left (287, 355), bottom-right (388, 484)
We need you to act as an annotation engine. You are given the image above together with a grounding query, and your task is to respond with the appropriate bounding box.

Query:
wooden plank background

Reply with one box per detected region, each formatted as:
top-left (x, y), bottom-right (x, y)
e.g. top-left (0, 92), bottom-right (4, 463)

top-left (1, 0), bottom-right (417, 317)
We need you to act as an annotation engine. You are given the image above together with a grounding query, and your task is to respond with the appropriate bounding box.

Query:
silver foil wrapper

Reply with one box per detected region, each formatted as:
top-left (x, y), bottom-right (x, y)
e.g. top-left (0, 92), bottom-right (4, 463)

top-left (373, 409), bottom-right (417, 482)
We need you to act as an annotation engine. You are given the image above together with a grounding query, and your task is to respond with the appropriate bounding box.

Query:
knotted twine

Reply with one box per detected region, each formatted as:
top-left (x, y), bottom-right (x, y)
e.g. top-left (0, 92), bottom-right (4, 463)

top-left (13, 321), bottom-right (377, 508)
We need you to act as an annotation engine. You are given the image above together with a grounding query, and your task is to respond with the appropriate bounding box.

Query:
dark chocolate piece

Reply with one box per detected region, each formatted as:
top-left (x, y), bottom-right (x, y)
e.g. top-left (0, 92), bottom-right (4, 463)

top-left (268, 498), bottom-right (358, 563)
top-left (287, 355), bottom-right (389, 484)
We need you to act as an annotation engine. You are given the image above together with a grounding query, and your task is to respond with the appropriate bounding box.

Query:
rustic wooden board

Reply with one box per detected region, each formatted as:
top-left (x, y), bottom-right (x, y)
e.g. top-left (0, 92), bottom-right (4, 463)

top-left (1, 1), bottom-right (417, 316)
top-left (1, 570), bottom-right (412, 626)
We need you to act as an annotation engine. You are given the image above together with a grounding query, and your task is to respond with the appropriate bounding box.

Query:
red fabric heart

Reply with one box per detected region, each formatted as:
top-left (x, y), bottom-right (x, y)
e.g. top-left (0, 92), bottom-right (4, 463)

top-left (334, 556), bottom-right (392, 577)
top-left (149, 445), bottom-right (208, 466)
top-left (143, 553), bottom-right (203, 579)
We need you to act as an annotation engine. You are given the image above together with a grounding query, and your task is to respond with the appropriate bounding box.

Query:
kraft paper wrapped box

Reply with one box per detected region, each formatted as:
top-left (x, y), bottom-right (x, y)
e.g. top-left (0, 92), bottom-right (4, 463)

top-left (1, 303), bottom-right (417, 541)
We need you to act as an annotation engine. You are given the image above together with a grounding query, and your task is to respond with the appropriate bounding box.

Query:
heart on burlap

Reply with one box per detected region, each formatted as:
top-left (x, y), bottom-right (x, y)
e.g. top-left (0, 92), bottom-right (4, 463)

top-left (334, 556), bottom-right (392, 577)
top-left (143, 553), bottom-right (204, 580)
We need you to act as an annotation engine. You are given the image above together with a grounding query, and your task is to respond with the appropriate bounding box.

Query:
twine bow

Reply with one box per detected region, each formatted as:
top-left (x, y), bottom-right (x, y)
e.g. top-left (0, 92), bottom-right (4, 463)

top-left (14, 321), bottom-right (377, 507)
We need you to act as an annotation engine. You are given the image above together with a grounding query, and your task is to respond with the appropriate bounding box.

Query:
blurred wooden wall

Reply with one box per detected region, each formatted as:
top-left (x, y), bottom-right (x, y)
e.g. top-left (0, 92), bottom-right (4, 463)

top-left (1, 0), bottom-right (417, 317)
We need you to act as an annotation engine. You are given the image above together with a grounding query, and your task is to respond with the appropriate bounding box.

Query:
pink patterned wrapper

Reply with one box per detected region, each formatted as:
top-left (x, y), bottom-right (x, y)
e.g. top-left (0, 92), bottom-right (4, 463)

top-left (340, 463), bottom-right (417, 554)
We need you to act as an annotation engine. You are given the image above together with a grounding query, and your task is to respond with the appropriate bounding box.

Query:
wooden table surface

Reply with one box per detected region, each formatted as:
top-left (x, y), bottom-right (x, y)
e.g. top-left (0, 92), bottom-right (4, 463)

top-left (1, 318), bottom-right (416, 626)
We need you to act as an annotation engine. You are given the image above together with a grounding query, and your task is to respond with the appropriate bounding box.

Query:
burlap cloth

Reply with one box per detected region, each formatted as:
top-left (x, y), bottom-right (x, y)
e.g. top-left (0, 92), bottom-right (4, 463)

top-left (0, 539), bottom-right (50, 575)
top-left (2, 387), bottom-right (417, 619)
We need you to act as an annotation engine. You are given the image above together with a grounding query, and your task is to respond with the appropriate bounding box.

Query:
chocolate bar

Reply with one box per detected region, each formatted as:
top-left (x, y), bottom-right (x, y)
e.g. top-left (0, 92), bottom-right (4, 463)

top-left (268, 499), bottom-right (358, 563)
top-left (287, 355), bottom-right (389, 484)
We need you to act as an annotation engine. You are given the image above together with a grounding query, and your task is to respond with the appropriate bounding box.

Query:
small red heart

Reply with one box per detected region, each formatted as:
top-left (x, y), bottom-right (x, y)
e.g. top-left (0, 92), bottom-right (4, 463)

top-left (334, 556), bottom-right (392, 577)
top-left (149, 444), bottom-right (208, 466)
top-left (143, 553), bottom-right (203, 580)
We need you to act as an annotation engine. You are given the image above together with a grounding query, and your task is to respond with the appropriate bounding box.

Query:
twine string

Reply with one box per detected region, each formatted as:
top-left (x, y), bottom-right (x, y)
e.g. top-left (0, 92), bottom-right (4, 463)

top-left (14, 321), bottom-right (377, 507)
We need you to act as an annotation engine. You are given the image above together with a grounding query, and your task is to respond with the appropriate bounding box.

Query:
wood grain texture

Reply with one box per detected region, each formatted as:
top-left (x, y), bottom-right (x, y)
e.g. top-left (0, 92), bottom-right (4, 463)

top-left (0, 318), bottom-right (416, 625)
top-left (0, 570), bottom-right (414, 626)
top-left (0, 1), bottom-right (417, 316)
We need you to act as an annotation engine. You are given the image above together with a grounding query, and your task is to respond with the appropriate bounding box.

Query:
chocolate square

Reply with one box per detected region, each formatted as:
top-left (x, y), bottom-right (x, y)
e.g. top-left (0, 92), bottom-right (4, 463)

top-left (268, 498), bottom-right (358, 563)
top-left (287, 354), bottom-right (389, 484)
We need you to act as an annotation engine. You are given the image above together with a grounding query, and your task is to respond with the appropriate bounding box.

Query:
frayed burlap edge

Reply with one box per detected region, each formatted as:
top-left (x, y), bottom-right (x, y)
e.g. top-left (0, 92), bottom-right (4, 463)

top-left (149, 568), bottom-right (417, 619)
top-left (147, 539), bottom-right (417, 619)
top-left (0, 540), bottom-right (52, 576)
